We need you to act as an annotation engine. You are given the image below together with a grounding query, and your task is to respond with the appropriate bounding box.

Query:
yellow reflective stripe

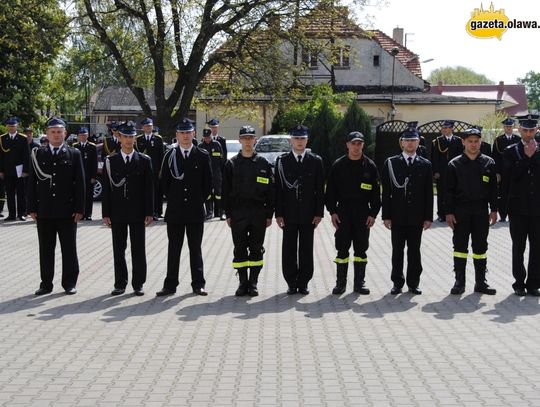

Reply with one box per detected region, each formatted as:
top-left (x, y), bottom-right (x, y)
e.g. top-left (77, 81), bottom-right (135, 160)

top-left (353, 256), bottom-right (368, 263)
top-left (482, 176), bottom-right (489, 183)
top-left (215, 195), bottom-right (222, 200)
top-left (256, 176), bottom-right (269, 184)
top-left (472, 253), bottom-right (487, 260)
top-left (206, 194), bottom-right (212, 200)
top-left (249, 260), bottom-right (264, 267)
top-left (360, 183), bottom-right (372, 191)
top-left (334, 257), bottom-right (349, 264)
top-left (212, 152), bottom-right (221, 157)
top-left (232, 261), bottom-right (250, 268)
top-left (453, 251), bottom-right (468, 259)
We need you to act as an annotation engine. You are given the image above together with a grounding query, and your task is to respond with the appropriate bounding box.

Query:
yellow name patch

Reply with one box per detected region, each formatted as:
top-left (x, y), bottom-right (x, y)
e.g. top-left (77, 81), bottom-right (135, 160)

top-left (212, 152), bottom-right (221, 157)
top-left (257, 176), bottom-right (269, 185)
top-left (482, 176), bottom-right (490, 183)
top-left (360, 183), bottom-right (372, 191)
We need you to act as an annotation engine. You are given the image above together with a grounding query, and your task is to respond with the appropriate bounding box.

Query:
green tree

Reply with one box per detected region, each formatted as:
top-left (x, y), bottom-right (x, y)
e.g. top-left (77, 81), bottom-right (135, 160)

top-left (0, 0), bottom-right (68, 124)
top-left (309, 99), bottom-right (341, 168)
top-left (330, 99), bottom-right (371, 161)
top-left (427, 66), bottom-right (494, 85)
top-left (518, 71), bottom-right (540, 111)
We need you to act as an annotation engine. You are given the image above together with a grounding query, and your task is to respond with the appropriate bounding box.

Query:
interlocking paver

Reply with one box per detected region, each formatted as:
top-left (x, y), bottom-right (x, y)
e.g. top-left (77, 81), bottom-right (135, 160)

top-left (1, 202), bottom-right (539, 406)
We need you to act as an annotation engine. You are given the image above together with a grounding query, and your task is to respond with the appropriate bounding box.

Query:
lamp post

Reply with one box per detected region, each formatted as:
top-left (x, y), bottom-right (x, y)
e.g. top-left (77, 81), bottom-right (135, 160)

top-left (390, 46), bottom-right (400, 121)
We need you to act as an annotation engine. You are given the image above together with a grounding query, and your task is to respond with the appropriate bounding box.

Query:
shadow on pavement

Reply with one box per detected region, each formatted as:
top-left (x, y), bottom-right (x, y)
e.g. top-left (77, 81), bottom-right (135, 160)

top-left (0, 293), bottom-right (65, 314)
top-left (483, 294), bottom-right (540, 323)
top-left (101, 293), bottom-right (193, 322)
top-left (351, 293), bottom-right (419, 319)
top-left (422, 293), bottom-right (486, 320)
top-left (36, 294), bottom-right (125, 320)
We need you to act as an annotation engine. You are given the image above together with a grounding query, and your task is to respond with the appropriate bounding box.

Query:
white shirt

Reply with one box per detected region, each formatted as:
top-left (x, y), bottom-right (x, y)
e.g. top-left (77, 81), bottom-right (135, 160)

top-left (144, 133), bottom-right (152, 141)
top-left (292, 150), bottom-right (307, 162)
top-left (179, 145), bottom-right (193, 157)
top-left (121, 150), bottom-right (134, 163)
top-left (402, 152), bottom-right (417, 164)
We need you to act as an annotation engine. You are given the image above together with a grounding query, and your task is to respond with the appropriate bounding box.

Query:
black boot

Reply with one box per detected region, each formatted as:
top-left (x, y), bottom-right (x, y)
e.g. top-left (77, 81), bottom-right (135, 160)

top-left (235, 269), bottom-right (248, 296)
top-left (214, 200), bottom-right (221, 218)
top-left (450, 269), bottom-right (466, 294)
top-left (473, 261), bottom-right (496, 295)
top-left (248, 269), bottom-right (260, 297)
top-left (204, 201), bottom-right (213, 220)
top-left (353, 262), bottom-right (370, 295)
top-left (332, 264), bottom-right (347, 295)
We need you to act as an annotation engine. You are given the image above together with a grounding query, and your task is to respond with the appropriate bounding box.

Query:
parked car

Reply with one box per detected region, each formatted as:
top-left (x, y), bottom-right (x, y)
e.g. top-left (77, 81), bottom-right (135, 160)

top-left (254, 135), bottom-right (291, 168)
top-left (226, 139), bottom-right (241, 160)
top-left (93, 143), bottom-right (104, 200)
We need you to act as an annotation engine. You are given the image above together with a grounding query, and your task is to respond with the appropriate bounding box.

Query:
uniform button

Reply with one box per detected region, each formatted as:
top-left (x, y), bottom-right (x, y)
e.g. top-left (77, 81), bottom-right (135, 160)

top-left (52, 193), bottom-right (56, 197)
top-left (53, 163), bottom-right (56, 166)
top-left (52, 173), bottom-right (56, 176)
top-left (184, 188), bottom-right (187, 191)
top-left (184, 198), bottom-right (187, 202)
top-left (52, 183), bottom-right (55, 186)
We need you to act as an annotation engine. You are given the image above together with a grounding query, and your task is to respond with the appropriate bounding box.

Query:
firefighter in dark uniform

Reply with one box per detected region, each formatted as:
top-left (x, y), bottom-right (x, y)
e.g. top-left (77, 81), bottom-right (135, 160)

top-left (25, 127), bottom-right (40, 150)
top-left (102, 122), bottom-right (122, 160)
top-left (502, 114), bottom-right (540, 296)
top-left (208, 118), bottom-right (227, 166)
top-left (27, 117), bottom-right (85, 295)
top-left (431, 120), bottom-right (463, 222)
top-left (222, 125), bottom-right (274, 297)
top-left (156, 118), bottom-right (212, 297)
top-left (0, 117), bottom-right (29, 221)
top-left (493, 118), bottom-right (520, 222)
top-left (325, 131), bottom-right (381, 295)
top-left (73, 127), bottom-right (98, 220)
top-left (275, 125), bottom-right (324, 295)
top-left (382, 125), bottom-right (433, 295)
top-left (446, 126), bottom-right (498, 295)
top-left (136, 117), bottom-right (164, 220)
top-left (102, 121), bottom-right (154, 296)
top-left (199, 128), bottom-right (224, 220)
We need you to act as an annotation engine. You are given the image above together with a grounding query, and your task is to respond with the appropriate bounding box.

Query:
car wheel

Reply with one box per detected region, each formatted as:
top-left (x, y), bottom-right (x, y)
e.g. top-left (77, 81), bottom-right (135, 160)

top-left (93, 176), bottom-right (103, 201)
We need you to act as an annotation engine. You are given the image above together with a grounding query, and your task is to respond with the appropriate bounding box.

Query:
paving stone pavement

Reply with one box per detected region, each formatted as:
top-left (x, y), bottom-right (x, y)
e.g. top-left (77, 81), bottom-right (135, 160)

top-left (0, 202), bottom-right (539, 406)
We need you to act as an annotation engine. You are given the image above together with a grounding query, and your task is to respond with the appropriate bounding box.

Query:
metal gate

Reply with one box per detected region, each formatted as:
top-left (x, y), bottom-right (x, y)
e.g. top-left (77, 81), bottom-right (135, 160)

top-left (374, 120), bottom-right (409, 172)
top-left (417, 120), bottom-right (472, 161)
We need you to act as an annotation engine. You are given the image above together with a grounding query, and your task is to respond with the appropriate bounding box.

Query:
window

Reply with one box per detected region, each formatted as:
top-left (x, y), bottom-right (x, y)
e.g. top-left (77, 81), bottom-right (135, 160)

top-left (334, 46), bottom-right (350, 68)
top-left (373, 55), bottom-right (380, 67)
top-left (302, 48), bottom-right (318, 69)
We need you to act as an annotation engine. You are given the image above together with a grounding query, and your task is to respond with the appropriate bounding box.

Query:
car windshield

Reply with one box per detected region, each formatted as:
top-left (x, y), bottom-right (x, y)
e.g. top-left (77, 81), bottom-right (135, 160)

top-left (227, 142), bottom-right (241, 153)
top-left (255, 138), bottom-right (291, 153)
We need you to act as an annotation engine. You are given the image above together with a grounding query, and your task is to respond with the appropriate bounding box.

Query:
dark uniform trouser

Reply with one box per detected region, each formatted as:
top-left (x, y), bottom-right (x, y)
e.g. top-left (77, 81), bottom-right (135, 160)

top-left (0, 177), bottom-right (5, 213)
top-left (36, 218), bottom-right (79, 291)
top-left (391, 224), bottom-right (423, 289)
top-left (5, 175), bottom-right (26, 217)
top-left (111, 222), bottom-right (146, 290)
top-left (509, 214), bottom-right (540, 290)
top-left (335, 212), bottom-right (370, 264)
top-left (164, 222), bottom-right (205, 290)
top-left (452, 207), bottom-right (489, 278)
top-left (435, 173), bottom-right (447, 218)
top-left (153, 176), bottom-right (163, 216)
top-left (497, 181), bottom-right (507, 220)
top-left (282, 223), bottom-right (315, 289)
top-left (84, 179), bottom-right (94, 217)
top-left (231, 206), bottom-right (267, 272)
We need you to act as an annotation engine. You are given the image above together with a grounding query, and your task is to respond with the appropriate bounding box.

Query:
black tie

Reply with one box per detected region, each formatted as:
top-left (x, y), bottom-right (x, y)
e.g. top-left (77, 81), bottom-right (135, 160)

top-left (125, 155), bottom-right (130, 165)
top-left (184, 150), bottom-right (189, 159)
top-left (297, 155), bottom-right (302, 164)
top-left (53, 147), bottom-right (59, 156)
top-left (407, 157), bottom-right (413, 166)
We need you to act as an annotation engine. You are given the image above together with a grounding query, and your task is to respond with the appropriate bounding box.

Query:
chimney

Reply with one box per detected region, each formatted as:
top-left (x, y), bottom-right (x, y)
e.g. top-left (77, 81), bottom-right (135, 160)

top-left (393, 27), bottom-right (404, 45)
top-left (437, 81), bottom-right (443, 94)
top-left (497, 80), bottom-right (504, 101)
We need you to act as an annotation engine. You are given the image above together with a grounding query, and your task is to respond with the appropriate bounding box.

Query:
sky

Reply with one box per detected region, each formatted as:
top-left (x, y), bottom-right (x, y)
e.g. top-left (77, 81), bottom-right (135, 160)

top-left (351, 0), bottom-right (540, 83)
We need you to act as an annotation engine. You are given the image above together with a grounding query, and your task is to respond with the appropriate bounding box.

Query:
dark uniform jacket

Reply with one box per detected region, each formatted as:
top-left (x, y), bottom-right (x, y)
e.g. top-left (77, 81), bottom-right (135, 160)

top-left (382, 154), bottom-right (433, 226)
top-left (102, 151), bottom-right (153, 222)
top-left (325, 154), bottom-right (381, 218)
top-left (198, 139), bottom-right (223, 185)
top-left (430, 135), bottom-right (463, 174)
top-left (222, 152), bottom-right (274, 219)
top-left (101, 137), bottom-right (121, 160)
top-left (215, 135), bottom-right (227, 165)
top-left (135, 134), bottom-right (164, 178)
top-left (502, 142), bottom-right (540, 216)
top-left (480, 141), bottom-right (492, 157)
top-left (446, 153), bottom-right (498, 214)
top-left (0, 133), bottom-right (29, 176)
top-left (275, 151), bottom-right (324, 224)
top-left (28, 140), bottom-right (40, 151)
top-left (27, 145), bottom-right (85, 218)
top-left (492, 134), bottom-right (520, 174)
top-left (73, 142), bottom-right (98, 180)
top-left (161, 146), bottom-right (212, 223)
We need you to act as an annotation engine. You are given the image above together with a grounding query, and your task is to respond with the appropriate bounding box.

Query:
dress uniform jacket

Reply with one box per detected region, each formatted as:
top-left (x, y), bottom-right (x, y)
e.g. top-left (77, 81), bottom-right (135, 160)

top-left (136, 133), bottom-right (165, 216)
top-left (492, 134), bottom-right (520, 175)
top-left (102, 152), bottom-right (154, 222)
top-left (275, 151), bottom-right (324, 223)
top-left (502, 141), bottom-right (540, 291)
top-left (73, 142), bottom-right (98, 181)
top-left (381, 154), bottom-right (433, 226)
top-left (431, 135), bottom-right (463, 218)
top-left (27, 145), bottom-right (85, 218)
top-left (214, 135), bottom-right (227, 165)
top-left (0, 132), bottom-right (29, 176)
top-left (161, 146), bottom-right (212, 223)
